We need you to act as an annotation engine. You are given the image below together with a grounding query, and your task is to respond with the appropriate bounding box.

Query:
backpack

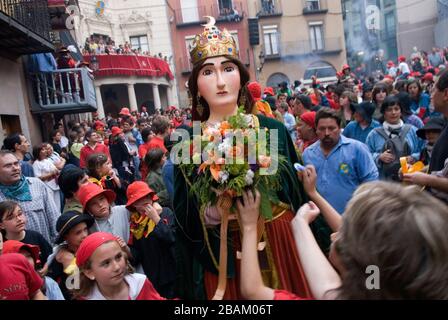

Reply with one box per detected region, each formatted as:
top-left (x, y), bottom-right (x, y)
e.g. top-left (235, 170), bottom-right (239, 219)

top-left (375, 124), bottom-right (412, 181)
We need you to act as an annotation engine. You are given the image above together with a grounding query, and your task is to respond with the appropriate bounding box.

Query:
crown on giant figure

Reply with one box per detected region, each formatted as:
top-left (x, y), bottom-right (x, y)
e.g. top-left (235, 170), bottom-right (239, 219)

top-left (189, 16), bottom-right (239, 65)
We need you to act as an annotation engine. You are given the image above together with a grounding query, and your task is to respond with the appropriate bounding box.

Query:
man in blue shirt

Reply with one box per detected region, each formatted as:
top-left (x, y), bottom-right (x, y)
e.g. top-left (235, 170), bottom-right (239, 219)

top-left (303, 108), bottom-right (379, 214)
top-left (343, 102), bottom-right (380, 144)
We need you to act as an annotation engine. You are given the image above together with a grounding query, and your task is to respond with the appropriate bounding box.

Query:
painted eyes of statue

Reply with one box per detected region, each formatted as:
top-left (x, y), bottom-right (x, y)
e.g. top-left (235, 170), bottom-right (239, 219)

top-left (201, 65), bottom-right (235, 76)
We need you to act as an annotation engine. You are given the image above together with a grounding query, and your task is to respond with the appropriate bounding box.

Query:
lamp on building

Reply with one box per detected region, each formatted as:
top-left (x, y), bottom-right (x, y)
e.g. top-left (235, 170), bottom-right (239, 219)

top-left (90, 55), bottom-right (99, 71)
top-left (257, 50), bottom-right (265, 72)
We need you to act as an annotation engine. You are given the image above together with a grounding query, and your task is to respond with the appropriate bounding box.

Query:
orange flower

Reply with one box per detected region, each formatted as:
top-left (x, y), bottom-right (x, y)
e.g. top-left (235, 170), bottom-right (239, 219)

top-left (220, 121), bottom-right (232, 135)
top-left (210, 164), bottom-right (222, 182)
top-left (258, 155), bottom-right (271, 168)
top-left (198, 162), bottom-right (209, 174)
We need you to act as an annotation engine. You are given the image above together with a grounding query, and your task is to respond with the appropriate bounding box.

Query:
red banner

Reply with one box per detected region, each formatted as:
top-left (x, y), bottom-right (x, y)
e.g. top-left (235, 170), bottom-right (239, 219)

top-left (83, 55), bottom-right (174, 80)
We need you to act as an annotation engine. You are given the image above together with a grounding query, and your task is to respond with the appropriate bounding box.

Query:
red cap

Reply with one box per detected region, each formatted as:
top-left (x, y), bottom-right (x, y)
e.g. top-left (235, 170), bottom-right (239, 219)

top-left (423, 73), bottom-right (434, 82)
top-left (398, 55), bottom-right (406, 63)
top-left (384, 75), bottom-right (394, 81)
top-left (94, 120), bottom-right (105, 129)
top-left (410, 71), bottom-right (421, 78)
top-left (263, 87), bottom-right (275, 96)
top-left (387, 60), bottom-right (394, 67)
top-left (248, 82), bottom-right (262, 101)
top-left (119, 107), bottom-right (131, 116)
top-left (342, 64), bottom-right (350, 71)
top-left (76, 232), bottom-right (118, 267)
top-left (300, 111), bottom-right (316, 129)
top-left (111, 126), bottom-right (123, 136)
top-left (3, 240), bottom-right (41, 265)
top-left (126, 181), bottom-right (159, 209)
top-left (76, 182), bottom-right (116, 210)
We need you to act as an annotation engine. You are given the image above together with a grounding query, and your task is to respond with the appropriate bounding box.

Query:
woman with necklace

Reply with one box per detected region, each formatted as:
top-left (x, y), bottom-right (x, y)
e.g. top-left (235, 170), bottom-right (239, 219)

top-left (173, 19), bottom-right (327, 300)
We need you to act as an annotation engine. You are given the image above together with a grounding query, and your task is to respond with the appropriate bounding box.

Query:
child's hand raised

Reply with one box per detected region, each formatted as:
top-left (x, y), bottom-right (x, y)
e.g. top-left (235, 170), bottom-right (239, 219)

top-left (236, 189), bottom-right (261, 230)
top-left (295, 201), bottom-right (320, 225)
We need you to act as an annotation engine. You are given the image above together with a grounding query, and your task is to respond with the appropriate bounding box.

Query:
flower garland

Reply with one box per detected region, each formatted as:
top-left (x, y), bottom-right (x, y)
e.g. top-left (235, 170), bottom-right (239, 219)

top-left (179, 107), bottom-right (288, 220)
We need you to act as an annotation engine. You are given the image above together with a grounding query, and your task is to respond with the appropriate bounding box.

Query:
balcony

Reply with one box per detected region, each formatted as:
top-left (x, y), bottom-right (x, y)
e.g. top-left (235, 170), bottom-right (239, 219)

top-left (303, 0), bottom-right (328, 15)
top-left (28, 68), bottom-right (97, 114)
top-left (257, 0), bottom-right (282, 18)
top-left (0, 0), bottom-right (54, 59)
top-left (263, 37), bottom-right (343, 59)
top-left (175, 1), bottom-right (245, 27)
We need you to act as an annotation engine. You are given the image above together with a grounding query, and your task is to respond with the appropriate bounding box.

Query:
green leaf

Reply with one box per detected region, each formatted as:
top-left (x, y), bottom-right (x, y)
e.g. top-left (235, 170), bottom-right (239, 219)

top-left (258, 184), bottom-right (273, 220)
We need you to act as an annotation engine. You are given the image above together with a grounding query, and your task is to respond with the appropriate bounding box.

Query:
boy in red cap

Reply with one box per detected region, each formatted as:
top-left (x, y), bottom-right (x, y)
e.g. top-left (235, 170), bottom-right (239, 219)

top-left (297, 111), bottom-right (318, 153)
top-left (73, 232), bottom-right (166, 300)
top-left (76, 182), bottom-right (131, 247)
top-left (247, 82), bottom-right (275, 118)
top-left (126, 181), bottom-right (176, 298)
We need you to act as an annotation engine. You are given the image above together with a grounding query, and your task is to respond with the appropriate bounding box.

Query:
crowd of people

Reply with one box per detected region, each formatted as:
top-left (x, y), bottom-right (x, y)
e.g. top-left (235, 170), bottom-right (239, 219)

top-left (0, 21), bottom-right (448, 301)
top-left (82, 35), bottom-right (171, 63)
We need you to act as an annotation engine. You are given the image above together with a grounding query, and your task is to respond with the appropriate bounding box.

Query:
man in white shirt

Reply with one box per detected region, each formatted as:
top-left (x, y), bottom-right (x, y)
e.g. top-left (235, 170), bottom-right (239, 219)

top-left (278, 102), bottom-right (297, 141)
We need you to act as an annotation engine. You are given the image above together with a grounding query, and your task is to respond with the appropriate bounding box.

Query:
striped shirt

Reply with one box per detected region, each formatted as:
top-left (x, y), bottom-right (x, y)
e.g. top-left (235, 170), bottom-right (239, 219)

top-left (0, 177), bottom-right (61, 244)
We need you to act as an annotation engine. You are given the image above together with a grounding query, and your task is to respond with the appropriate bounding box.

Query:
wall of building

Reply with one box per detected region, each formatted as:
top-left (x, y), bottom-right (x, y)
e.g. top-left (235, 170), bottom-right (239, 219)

top-left (0, 56), bottom-right (42, 146)
top-left (249, 0), bottom-right (346, 87)
top-left (396, 0), bottom-right (437, 57)
top-left (167, 0), bottom-right (255, 108)
top-left (76, 0), bottom-right (179, 107)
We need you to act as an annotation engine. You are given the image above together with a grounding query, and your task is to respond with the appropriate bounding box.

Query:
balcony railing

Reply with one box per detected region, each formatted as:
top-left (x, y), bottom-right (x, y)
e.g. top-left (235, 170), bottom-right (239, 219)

top-left (29, 68), bottom-right (97, 113)
top-left (303, 0), bottom-right (328, 14)
top-left (263, 37), bottom-right (342, 59)
top-left (174, 1), bottom-right (245, 26)
top-left (257, 0), bottom-right (282, 17)
top-left (0, 0), bottom-right (51, 41)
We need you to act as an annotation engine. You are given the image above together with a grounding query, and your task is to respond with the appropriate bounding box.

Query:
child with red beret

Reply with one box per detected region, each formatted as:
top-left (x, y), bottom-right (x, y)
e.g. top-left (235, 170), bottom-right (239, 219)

top-left (73, 232), bottom-right (166, 300)
top-left (3, 239), bottom-right (65, 300)
top-left (126, 181), bottom-right (176, 298)
top-left (0, 232), bottom-right (46, 300)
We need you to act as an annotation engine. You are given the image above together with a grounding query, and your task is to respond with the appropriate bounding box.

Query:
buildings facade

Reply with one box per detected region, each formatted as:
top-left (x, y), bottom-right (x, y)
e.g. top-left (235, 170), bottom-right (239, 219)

top-left (74, 0), bottom-right (178, 117)
top-left (0, 0), bottom-right (96, 145)
top-left (396, 0), bottom-right (438, 58)
top-left (166, 0), bottom-right (255, 108)
top-left (247, 0), bottom-right (347, 89)
top-left (342, 0), bottom-right (397, 73)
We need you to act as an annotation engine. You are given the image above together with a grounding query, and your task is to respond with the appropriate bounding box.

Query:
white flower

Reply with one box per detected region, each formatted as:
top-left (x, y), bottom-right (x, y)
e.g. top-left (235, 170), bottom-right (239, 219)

top-left (219, 171), bottom-right (230, 184)
top-left (244, 114), bottom-right (253, 126)
top-left (245, 169), bottom-right (255, 185)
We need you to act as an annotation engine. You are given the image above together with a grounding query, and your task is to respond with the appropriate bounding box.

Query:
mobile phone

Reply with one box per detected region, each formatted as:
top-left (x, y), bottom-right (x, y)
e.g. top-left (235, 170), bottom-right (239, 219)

top-left (294, 163), bottom-right (306, 172)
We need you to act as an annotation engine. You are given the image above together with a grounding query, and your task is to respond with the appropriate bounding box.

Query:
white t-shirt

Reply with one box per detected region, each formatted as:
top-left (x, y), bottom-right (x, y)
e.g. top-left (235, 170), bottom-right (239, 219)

top-left (59, 136), bottom-right (69, 149)
top-left (399, 62), bottom-right (410, 75)
top-left (32, 159), bottom-right (59, 191)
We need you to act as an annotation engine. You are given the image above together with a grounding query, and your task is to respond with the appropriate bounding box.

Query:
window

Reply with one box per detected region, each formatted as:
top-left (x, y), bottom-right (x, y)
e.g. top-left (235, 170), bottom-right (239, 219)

top-left (219, 0), bottom-right (233, 12)
top-left (305, 0), bottom-right (320, 11)
top-left (384, 12), bottom-right (396, 38)
top-left (130, 35), bottom-right (149, 52)
top-left (309, 22), bottom-right (324, 51)
top-left (304, 61), bottom-right (337, 80)
top-left (180, 0), bottom-right (199, 23)
top-left (263, 25), bottom-right (279, 56)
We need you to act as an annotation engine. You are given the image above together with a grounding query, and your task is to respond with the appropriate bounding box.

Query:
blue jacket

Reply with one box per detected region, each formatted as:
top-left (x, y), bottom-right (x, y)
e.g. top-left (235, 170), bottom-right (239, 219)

top-left (343, 120), bottom-right (381, 144)
top-left (365, 124), bottom-right (424, 168)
